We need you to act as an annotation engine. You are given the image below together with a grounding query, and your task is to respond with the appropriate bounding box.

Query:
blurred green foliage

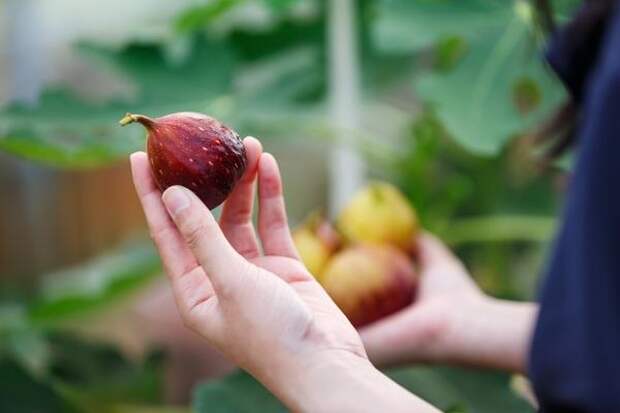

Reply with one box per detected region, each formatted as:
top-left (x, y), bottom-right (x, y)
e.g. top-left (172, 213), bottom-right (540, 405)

top-left (27, 241), bottom-right (161, 325)
top-left (0, 0), bottom-right (581, 411)
top-left (0, 34), bottom-right (323, 167)
top-left (0, 331), bottom-right (168, 413)
top-left (0, 242), bottom-right (165, 412)
top-left (0, 359), bottom-right (72, 413)
top-left (386, 111), bottom-right (559, 298)
top-left (0, 0), bottom-right (573, 165)
top-left (175, 0), bottom-right (305, 32)
top-left (372, 0), bottom-right (567, 154)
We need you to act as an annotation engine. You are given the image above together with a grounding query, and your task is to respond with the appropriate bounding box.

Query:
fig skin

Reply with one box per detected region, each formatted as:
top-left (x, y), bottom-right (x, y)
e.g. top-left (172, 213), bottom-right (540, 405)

top-left (320, 245), bottom-right (418, 328)
top-left (293, 212), bottom-right (343, 279)
top-left (120, 112), bottom-right (247, 210)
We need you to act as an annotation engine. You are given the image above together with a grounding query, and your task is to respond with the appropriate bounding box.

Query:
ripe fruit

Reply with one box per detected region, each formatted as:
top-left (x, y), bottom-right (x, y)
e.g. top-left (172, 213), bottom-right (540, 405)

top-left (293, 212), bottom-right (341, 279)
top-left (338, 182), bottom-right (418, 250)
top-left (120, 112), bottom-right (246, 209)
top-left (321, 245), bottom-right (417, 328)
top-left (293, 229), bottom-right (330, 277)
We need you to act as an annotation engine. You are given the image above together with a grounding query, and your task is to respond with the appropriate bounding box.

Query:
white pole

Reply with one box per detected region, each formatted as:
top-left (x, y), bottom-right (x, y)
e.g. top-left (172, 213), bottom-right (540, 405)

top-left (5, 0), bottom-right (55, 273)
top-left (327, 0), bottom-right (365, 217)
top-left (6, 0), bottom-right (44, 105)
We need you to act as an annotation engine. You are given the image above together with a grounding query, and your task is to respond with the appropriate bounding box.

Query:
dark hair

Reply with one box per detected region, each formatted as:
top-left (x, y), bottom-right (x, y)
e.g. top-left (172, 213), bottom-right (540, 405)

top-left (533, 0), bottom-right (617, 163)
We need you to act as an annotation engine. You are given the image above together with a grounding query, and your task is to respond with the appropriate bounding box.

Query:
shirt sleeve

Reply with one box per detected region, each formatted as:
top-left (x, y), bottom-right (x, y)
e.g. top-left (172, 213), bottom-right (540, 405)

top-left (529, 5), bottom-right (620, 413)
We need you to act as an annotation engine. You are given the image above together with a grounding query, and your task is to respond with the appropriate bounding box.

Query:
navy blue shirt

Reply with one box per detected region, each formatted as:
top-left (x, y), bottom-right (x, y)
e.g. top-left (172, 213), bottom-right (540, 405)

top-left (529, 3), bottom-right (620, 413)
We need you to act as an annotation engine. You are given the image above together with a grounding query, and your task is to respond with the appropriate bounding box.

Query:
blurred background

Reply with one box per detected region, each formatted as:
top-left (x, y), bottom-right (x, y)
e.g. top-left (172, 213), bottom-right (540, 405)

top-left (0, 0), bottom-right (577, 412)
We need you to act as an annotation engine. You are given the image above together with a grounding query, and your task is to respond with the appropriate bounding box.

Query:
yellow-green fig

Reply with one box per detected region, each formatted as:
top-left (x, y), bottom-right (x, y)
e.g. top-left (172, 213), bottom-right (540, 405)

top-left (338, 182), bottom-right (418, 250)
top-left (293, 212), bottom-right (341, 279)
top-left (320, 244), bottom-right (417, 328)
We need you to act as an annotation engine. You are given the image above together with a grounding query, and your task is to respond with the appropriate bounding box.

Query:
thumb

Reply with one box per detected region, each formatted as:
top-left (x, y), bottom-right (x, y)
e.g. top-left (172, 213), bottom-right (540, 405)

top-left (416, 232), bottom-right (459, 269)
top-left (162, 185), bottom-right (248, 296)
top-left (359, 306), bottom-right (441, 367)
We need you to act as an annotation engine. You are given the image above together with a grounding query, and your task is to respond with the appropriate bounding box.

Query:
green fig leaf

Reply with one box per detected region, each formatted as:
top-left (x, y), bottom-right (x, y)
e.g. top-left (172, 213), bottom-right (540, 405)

top-left (371, 0), bottom-right (567, 155)
top-left (415, 19), bottom-right (565, 155)
top-left (371, 0), bottom-right (510, 53)
top-left (27, 241), bottom-right (161, 325)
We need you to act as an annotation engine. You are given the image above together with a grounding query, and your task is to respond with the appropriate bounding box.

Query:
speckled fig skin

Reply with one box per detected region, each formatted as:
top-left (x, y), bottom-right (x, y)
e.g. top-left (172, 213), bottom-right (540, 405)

top-left (120, 112), bottom-right (247, 210)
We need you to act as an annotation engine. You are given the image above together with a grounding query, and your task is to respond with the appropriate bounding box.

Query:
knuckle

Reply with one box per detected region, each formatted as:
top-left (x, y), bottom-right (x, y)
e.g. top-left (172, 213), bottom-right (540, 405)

top-left (184, 221), bottom-right (208, 250)
top-left (261, 174), bottom-right (281, 198)
top-left (264, 208), bottom-right (287, 229)
top-left (224, 207), bottom-right (252, 226)
top-left (237, 246), bottom-right (260, 259)
top-left (149, 226), bottom-right (172, 244)
top-left (272, 211), bottom-right (287, 226)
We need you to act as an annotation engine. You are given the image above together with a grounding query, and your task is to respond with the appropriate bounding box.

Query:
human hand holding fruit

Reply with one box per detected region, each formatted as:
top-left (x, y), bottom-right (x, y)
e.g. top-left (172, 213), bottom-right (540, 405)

top-left (359, 234), bottom-right (537, 373)
top-left (358, 233), bottom-right (484, 366)
top-left (130, 134), bottom-right (365, 366)
top-left (293, 182), bottom-right (535, 374)
top-left (290, 181), bottom-right (485, 366)
top-left (125, 114), bottom-right (440, 411)
top-left (294, 182), bottom-right (421, 329)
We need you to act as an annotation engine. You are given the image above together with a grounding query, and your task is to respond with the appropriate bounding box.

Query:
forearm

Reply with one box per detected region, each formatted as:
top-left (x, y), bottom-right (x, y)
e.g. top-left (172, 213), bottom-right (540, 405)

top-left (439, 297), bottom-right (538, 373)
top-left (261, 350), bottom-right (440, 413)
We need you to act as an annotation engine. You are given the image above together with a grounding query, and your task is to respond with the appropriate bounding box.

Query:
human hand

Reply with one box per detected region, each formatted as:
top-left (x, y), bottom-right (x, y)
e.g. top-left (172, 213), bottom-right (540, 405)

top-left (129, 138), bottom-right (367, 406)
top-left (360, 234), bottom-right (536, 373)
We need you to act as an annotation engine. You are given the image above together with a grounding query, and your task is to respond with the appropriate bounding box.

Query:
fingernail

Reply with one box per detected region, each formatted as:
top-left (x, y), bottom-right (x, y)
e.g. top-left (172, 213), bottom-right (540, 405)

top-left (162, 186), bottom-right (190, 216)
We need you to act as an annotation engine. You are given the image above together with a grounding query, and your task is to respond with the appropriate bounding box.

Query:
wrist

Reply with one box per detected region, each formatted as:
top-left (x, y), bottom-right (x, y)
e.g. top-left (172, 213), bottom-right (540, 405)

top-left (439, 295), bottom-right (538, 373)
top-left (271, 349), bottom-right (438, 413)
top-left (257, 348), bottom-right (369, 412)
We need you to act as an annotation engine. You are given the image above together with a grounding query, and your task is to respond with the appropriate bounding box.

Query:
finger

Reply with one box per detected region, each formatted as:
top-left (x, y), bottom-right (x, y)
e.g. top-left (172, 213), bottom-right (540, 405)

top-left (220, 137), bottom-right (262, 258)
top-left (416, 232), bottom-right (459, 268)
top-left (415, 232), bottom-right (480, 297)
top-left (251, 255), bottom-right (312, 284)
top-left (130, 152), bottom-right (199, 278)
top-left (257, 153), bottom-right (298, 259)
top-left (131, 152), bottom-right (216, 300)
top-left (131, 153), bottom-right (217, 321)
top-left (162, 185), bottom-right (248, 297)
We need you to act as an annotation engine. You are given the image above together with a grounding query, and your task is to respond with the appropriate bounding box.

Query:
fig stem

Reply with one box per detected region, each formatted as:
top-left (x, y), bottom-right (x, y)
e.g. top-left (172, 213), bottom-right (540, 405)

top-left (119, 113), bottom-right (155, 128)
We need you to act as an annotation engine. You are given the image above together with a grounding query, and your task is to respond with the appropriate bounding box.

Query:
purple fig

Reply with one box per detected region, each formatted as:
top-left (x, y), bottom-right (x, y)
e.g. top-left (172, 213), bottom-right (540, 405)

top-left (120, 112), bottom-right (247, 209)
